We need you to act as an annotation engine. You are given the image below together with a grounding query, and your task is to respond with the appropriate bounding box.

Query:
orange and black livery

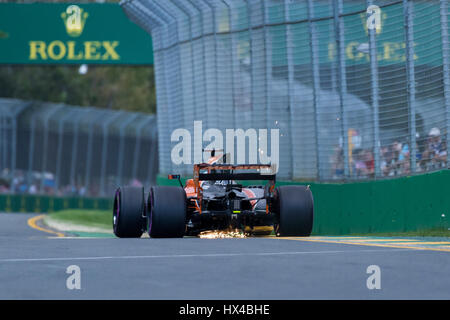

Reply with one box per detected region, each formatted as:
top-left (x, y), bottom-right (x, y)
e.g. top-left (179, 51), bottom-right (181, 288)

top-left (112, 151), bottom-right (313, 238)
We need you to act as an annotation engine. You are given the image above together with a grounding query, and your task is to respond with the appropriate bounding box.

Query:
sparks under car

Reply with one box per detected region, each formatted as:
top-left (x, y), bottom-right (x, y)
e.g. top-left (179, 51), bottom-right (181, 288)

top-left (113, 152), bottom-right (313, 238)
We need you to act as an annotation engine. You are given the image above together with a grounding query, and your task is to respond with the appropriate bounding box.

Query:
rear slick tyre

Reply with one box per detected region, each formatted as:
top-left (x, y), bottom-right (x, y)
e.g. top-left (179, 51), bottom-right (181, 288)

top-left (148, 186), bottom-right (186, 238)
top-left (275, 185), bottom-right (313, 237)
top-left (113, 186), bottom-right (144, 238)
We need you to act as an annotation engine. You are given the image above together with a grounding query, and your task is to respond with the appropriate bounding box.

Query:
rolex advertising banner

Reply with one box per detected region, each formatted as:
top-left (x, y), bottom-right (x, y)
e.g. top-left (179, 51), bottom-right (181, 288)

top-left (0, 3), bottom-right (153, 65)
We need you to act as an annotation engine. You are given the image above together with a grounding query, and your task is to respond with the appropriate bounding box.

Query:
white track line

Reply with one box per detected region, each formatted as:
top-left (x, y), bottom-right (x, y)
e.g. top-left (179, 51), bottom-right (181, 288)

top-left (0, 248), bottom-right (416, 263)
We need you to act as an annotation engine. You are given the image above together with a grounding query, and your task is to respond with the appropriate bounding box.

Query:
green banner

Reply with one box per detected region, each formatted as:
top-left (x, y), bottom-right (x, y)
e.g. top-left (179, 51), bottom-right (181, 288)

top-left (257, 2), bottom-right (443, 67)
top-left (0, 3), bottom-right (153, 65)
top-left (157, 170), bottom-right (450, 235)
top-left (0, 194), bottom-right (112, 213)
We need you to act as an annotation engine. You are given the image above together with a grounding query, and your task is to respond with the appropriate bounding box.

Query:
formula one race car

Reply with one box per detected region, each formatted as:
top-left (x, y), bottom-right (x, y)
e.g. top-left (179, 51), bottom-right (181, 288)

top-left (113, 152), bottom-right (313, 238)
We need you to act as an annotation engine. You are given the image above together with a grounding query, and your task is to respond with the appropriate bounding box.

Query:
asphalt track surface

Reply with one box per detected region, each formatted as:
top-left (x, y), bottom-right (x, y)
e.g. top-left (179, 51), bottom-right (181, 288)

top-left (1, 212), bottom-right (450, 299)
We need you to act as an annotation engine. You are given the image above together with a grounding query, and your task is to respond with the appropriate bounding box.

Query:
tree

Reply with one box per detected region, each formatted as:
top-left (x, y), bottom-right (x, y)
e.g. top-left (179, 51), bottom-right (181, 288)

top-left (0, 65), bottom-right (156, 114)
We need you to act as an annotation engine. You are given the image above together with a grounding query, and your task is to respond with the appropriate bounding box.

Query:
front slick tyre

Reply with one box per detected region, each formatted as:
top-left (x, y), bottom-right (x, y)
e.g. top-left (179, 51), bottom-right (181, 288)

top-left (113, 186), bottom-right (144, 238)
top-left (275, 185), bottom-right (313, 237)
top-left (148, 186), bottom-right (186, 238)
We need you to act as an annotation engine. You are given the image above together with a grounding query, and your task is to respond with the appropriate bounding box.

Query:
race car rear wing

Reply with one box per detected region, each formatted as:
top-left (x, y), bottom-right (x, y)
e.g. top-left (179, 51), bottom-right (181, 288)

top-left (169, 163), bottom-right (277, 213)
top-left (193, 163), bottom-right (277, 213)
top-left (193, 163), bottom-right (277, 182)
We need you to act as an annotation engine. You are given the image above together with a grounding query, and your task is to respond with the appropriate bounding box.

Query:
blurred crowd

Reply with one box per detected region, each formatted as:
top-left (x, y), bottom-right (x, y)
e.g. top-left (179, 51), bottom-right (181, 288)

top-left (0, 169), bottom-right (145, 197)
top-left (331, 127), bottom-right (447, 179)
top-left (0, 127), bottom-right (447, 194)
top-left (0, 169), bottom-right (90, 196)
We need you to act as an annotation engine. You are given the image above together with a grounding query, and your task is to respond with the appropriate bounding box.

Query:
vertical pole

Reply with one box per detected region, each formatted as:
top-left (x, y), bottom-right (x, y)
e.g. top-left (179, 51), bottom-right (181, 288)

top-left (69, 113), bottom-right (82, 189)
top-left (40, 105), bottom-right (62, 193)
top-left (368, 0), bottom-right (381, 177)
top-left (117, 114), bottom-right (139, 187)
top-left (171, 0), bottom-right (200, 170)
top-left (0, 110), bottom-right (4, 171)
top-left (329, 0), bottom-right (337, 92)
top-left (187, 0), bottom-right (208, 124)
top-left (245, 0), bottom-right (255, 131)
top-left (308, 0), bottom-right (322, 180)
top-left (132, 118), bottom-right (152, 180)
top-left (262, 0), bottom-right (272, 137)
top-left (170, 0), bottom-right (197, 122)
top-left (151, 1), bottom-right (180, 175)
top-left (84, 110), bottom-right (99, 194)
top-left (11, 116), bottom-right (17, 179)
top-left (40, 118), bottom-right (50, 193)
top-left (221, 0), bottom-right (237, 136)
top-left (147, 125), bottom-right (158, 185)
top-left (5, 115), bottom-right (9, 170)
top-left (0, 109), bottom-right (3, 172)
top-left (403, 0), bottom-right (417, 173)
top-left (1, 112), bottom-right (5, 171)
top-left (99, 112), bottom-right (123, 196)
top-left (4, 115), bottom-right (8, 171)
top-left (201, 0), bottom-right (219, 129)
top-left (0, 111), bottom-right (5, 173)
top-left (333, 0), bottom-right (350, 178)
top-left (440, 0), bottom-right (450, 168)
top-left (139, 1), bottom-right (174, 175)
top-left (55, 110), bottom-right (74, 192)
top-left (284, 0), bottom-right (295, 179)
top-left (99, 122), bottom-right (109, 196)
top-left (10, 102), bottom-right (31, 180)
top-left (27, 117), bottom-right (36, 187)
top-left (0, 111), bottom-right (4, 171)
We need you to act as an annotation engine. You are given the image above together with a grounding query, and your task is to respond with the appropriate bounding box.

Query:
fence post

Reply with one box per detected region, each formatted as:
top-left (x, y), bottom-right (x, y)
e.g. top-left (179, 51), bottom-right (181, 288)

top-left (150, 0), bottom-right (182, 175)
top-left (0, 108), bottom-right (3, 171)
top-left (333, 0), bottom-right (350, 178)
top-left (283, 0), bottom-right (295, 179)
top-left (403, 0), bottom-right (417, 173)
top-left (135, 0), bottom-right (170, 176)
top-left (132, 117), bottom-right (153, 181)
top-left (84, 110), bottom-right (103, 194)
top-left (307, 0), bottom-right (322, 180)
top-left (99, 112), bottom-right (123, 196)
top-left (148, 125), bottom-right (159, 185)
top-left (55, 109), bottom-right (76, 192)
top-left (367, 0), bottom-right (381, 178)
top-left (171, 0), bottom-right (197, 123)
top-left (27, 116), bottom-right (36, 187)
top-left (4, 112), bottom-right (9, 171)
top-left (201, 0), bottom-right (219, 129)
top-left (0, 110), bottom-right (5, 171)
top-left (440, 0), bottom-right (450, 168)
top-left (0, 109), bottom-right (6, 171)
top-left (244, 0), bottom-right (255, 131)
top-left (221, 0), bottom-right (237, 139)
top-left (69, 112), bottom-right (84, 189)
top-left (187, 0), bottom-right (208, 124)
top-left (262, 0), bottom-right (272, 144)
top-left (329, 0), bottom-right (337, 92)
top-left (116, 114), bottom-right (139, 187)
top-left (8, 102), bottom-right (30, 180)
top-left (171, 0), bottom-right (201, 168)
top-left (40, 104), bottom-right (63, 193)
top-left (11, 114), bottom-right (17, 179)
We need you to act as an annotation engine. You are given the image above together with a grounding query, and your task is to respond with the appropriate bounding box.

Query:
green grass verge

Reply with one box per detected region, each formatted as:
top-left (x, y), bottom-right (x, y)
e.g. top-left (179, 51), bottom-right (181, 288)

top-left (46, 209), bottom-right (450, 238)
top-left (342, 228), bottom-right (450, 237)
top-left (47, 209), bottom-right (112, 230)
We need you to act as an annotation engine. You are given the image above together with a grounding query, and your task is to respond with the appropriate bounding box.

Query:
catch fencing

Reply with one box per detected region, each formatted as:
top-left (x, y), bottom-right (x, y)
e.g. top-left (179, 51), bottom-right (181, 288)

top-left (0, 98), bottom-right (158, 197)
top-left (122, 0), bottom-right (450, 181)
